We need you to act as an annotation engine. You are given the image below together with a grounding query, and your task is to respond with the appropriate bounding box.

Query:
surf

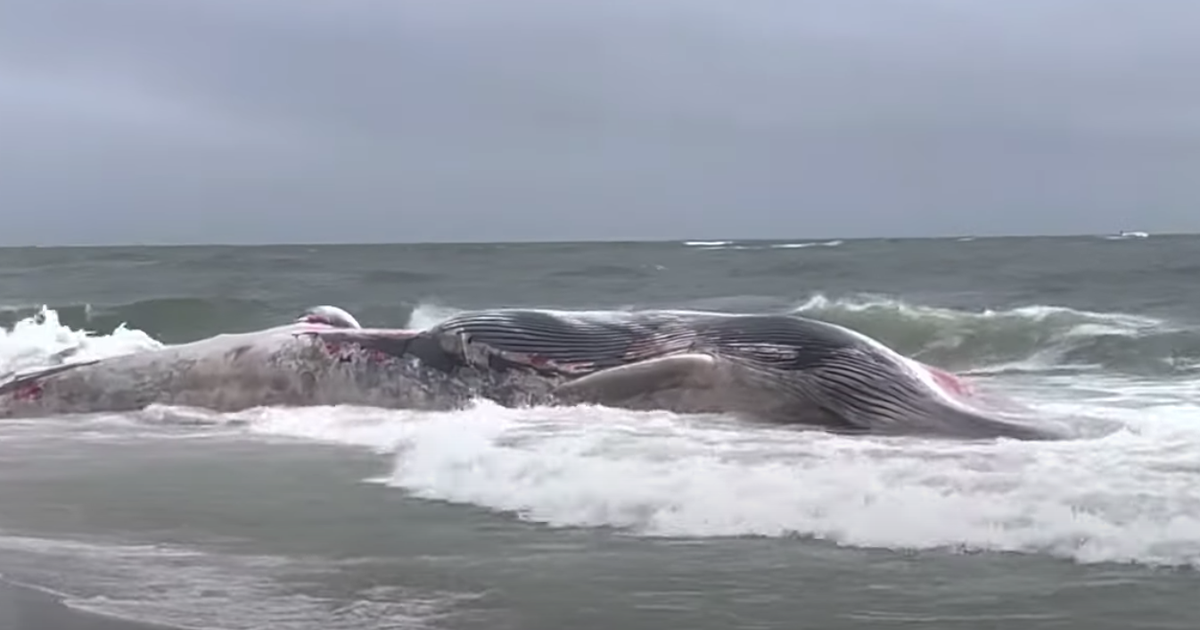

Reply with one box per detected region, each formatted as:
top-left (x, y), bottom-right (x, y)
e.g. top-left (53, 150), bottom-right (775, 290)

top-left (4, 296), bottom-right (1200, 568)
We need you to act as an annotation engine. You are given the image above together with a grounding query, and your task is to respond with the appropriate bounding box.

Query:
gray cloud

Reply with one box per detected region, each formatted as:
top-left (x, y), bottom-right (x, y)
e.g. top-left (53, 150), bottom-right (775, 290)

top-left (2, 0), bottom-right (1199, 245)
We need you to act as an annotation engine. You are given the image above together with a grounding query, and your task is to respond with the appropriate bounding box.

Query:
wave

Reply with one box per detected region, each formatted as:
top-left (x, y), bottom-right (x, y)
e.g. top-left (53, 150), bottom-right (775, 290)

top-left (0, 298), bottom-right (277, 345)
top-left (785, 295), bottom-right (1196, 376)
top-left (227, 399), bottom-right (1200, 568)
top-left (2, 294), bottom-right (1196, 377)
top-left (0, 307), bottom-right (160, 378)
top-left (769, 240), bottom-right (843, 249)
top-left (682, 240), bottom-right (844, 251)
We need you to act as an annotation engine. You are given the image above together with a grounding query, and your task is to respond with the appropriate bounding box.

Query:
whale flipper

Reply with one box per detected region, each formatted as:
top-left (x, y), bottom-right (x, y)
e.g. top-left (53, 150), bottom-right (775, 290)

top-left (552, 354), bottom-right (721, 408)
top-left (0, 360), bottom-right (101, 396)
top-left (296, 305), bottom-right (362, 329)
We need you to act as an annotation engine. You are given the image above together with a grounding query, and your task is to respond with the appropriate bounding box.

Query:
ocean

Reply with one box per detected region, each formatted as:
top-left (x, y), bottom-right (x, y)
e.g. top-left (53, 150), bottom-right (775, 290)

top-left (1, 235), bottom-right (1199, 630)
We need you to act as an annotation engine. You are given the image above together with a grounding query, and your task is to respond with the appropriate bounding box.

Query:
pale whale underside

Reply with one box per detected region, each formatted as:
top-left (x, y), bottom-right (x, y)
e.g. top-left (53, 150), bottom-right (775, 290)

top-left (0, 306), bottom-right (1061, 440)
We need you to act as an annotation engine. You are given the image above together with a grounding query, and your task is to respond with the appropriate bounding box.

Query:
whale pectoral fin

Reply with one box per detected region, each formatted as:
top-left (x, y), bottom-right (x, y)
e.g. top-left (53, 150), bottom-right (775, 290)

top-left (552, 353), bottom-right (717, 408)
top-left (295, 305), bottom-right (362, 329)
top-left (0, 359), bottom-right (101, 396)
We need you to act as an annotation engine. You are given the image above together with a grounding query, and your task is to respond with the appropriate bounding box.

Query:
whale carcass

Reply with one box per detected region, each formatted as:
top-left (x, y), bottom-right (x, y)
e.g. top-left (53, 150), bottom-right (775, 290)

top-left (0, 305), bottom-right (1059, 440)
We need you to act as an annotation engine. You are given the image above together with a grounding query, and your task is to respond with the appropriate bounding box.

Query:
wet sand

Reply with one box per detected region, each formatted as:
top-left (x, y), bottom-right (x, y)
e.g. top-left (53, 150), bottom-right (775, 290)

top-left (0, 578), bottom-right (174, 630)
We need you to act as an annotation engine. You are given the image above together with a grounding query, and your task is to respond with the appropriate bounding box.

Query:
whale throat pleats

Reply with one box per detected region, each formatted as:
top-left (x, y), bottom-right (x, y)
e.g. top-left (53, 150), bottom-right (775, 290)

top-left (433, 310), bottom-right (700, 370)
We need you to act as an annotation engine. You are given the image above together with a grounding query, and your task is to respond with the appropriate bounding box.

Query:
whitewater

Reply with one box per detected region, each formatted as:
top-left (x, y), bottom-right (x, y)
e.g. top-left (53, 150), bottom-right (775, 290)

top-left (4, 296), bottom-right (1199, 571)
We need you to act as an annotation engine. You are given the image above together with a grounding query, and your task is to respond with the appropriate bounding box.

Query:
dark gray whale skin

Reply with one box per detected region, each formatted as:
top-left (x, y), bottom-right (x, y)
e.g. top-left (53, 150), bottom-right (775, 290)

top-left (0, 306), bottom-right (1060, 440)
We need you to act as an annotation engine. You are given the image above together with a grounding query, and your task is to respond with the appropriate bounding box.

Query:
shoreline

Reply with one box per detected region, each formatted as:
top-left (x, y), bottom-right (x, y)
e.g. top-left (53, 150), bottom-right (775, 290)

top-left (0, 577), bottom-right (176, 630)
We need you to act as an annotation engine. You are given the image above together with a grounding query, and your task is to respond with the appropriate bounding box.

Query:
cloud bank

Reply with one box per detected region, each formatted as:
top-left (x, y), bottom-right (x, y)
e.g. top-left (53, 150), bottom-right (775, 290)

top-left (2, 0), bottom-right (1198, 245)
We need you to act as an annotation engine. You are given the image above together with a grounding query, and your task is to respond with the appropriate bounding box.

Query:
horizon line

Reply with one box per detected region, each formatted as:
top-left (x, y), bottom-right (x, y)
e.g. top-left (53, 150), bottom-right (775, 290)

top-left (0, 230), bottom-right (1183, 250)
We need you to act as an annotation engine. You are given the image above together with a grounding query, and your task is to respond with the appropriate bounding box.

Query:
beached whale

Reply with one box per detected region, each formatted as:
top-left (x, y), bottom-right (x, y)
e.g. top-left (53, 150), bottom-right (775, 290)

top-left (0, 305), bottom-right (1059, 440)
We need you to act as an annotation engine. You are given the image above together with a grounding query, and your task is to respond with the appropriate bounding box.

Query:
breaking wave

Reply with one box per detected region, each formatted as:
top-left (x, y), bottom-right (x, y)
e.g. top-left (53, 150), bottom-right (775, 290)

top-left (0, 299), bottom-right (276, 345)
top-left (233, 399), bottom-right (1200, 568)
top-left (787, 295), bottom-right (1194, 376)
top-left (2, 294), bottom-right (1194, 378)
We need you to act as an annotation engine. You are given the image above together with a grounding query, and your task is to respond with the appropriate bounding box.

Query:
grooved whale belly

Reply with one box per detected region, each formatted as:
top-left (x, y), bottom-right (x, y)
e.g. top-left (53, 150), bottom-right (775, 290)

top-left (430, 309), bottom-right (1060, 440)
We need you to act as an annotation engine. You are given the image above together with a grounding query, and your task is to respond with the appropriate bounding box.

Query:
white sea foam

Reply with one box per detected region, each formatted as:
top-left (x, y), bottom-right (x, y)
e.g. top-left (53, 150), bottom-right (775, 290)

top-left (0, 307), bottom-right (160, 377)
top-left (769, 240), bottom-right (844, 249)
top-left (229, 397), bottom-right (1200, 568)
top-left (4, 305), bottom-right (1200, 569)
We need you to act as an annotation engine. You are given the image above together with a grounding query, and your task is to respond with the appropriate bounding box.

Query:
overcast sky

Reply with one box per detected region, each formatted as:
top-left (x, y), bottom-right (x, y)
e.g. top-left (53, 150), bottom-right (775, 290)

top-left (2, 0), bottom-right (1198, 245)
